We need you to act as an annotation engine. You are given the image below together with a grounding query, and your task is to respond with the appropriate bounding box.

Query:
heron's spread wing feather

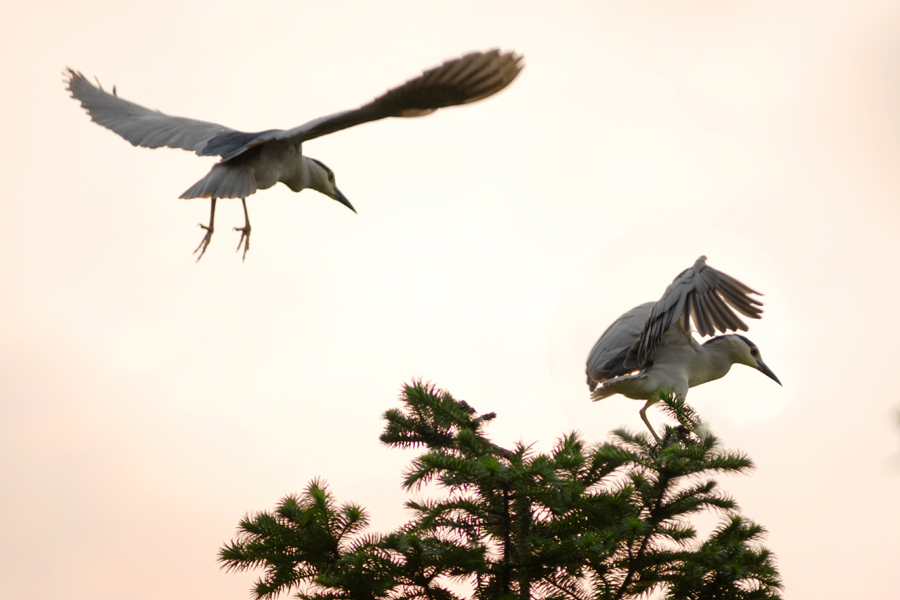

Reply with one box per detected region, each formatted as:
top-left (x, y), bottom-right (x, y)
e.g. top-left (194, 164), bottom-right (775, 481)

top-left (65, 69), bottom-right (235, 154)
top-left (586, 302), bottom-right (654, 391)
top-left (626, 256), bottom-right (763, 368)
top-left (217, 49), bottom-right (524, 162)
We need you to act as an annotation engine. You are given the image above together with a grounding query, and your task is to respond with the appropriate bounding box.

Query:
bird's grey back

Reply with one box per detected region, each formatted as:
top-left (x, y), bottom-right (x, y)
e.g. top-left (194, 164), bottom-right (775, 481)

top-left (586, 302), bottom-right (653, 389)
top-left (199, 129), bottom-right (281, 158)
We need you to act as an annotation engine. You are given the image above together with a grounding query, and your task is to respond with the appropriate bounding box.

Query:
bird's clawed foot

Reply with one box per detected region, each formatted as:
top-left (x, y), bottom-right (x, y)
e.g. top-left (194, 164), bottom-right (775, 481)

top-left (194, 198), bottom-right (217, 262)
top-left (190, 198), bottom-right (250, 261)
top-left (234, 198), bottom-right (251, 261)
top-left (194, 223), bottom-right (214, 261)
top-left (234, 224), bottom-right (251, 261)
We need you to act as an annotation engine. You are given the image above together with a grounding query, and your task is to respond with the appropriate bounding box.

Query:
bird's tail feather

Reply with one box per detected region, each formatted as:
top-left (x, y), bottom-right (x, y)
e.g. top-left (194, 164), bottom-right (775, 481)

top-left (180, 164), bottom-right (256, 199)
top-left (590, 372), bottom-right (648, 402)
top-left (590, 386), bottom-right (617, 402)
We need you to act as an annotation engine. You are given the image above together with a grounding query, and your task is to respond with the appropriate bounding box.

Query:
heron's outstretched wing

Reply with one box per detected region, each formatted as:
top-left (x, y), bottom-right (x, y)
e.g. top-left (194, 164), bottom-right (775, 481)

top-left (586, 302), bottom-right (653, 391)
top-left (214, 49), bottom-right (524, 161)
top-left (625, 256), bottom-right (763, 368)
top-left (65, 68), bottom-right (237, 154)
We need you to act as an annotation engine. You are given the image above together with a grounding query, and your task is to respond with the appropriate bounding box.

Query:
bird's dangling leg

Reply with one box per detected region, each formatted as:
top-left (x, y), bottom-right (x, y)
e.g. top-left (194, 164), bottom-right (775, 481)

top-left (640, 399), bottom-right (661, 444)
top-left (233, 198), bottom-right (251, 261)
top-left (194, 198), bottom-right (217, 261)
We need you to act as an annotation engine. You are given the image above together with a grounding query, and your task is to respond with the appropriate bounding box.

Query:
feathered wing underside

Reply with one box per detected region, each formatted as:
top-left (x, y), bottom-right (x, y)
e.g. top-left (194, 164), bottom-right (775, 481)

top-left (215, 49), bottom-right (524, 162)
top-left (626, 256), bottom-right (763, 368)
top-left (65, 68), bottom-right (235, 154)
top-left (586, 302), bottom-right (654, 391)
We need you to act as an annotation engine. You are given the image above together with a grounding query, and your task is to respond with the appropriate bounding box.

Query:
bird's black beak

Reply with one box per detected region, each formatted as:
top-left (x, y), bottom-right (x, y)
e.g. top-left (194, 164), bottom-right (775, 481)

top-left (757, 359), bottom-right (781, 386)
top-left (334, 186), bottom-right (356, 214)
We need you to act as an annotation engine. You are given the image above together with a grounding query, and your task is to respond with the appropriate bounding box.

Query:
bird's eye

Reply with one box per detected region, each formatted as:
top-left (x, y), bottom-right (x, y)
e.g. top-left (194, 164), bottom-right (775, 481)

top-left (750, 347), bottom-right (759, 356)
top-left (328, 172), bottom-right (335, 183)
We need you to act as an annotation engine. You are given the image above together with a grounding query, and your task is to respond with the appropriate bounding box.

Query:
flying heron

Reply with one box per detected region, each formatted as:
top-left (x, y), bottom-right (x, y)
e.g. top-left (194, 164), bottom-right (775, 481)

top-left (66, 50), bottom-right (523, 259)
top-left (585, 256), bottom-right (781, 441)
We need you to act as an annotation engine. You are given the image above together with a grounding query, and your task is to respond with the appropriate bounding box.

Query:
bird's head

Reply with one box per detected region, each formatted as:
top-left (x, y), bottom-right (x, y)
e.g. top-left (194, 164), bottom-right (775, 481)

top-left (308, 158), bottom-right (356, 213)
top-left (732, 335), bottom-right (781, 385)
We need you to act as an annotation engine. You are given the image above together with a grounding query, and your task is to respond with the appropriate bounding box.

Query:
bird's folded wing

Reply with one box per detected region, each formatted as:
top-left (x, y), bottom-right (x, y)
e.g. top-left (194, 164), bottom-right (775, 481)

top-left (586, 302), bottom-right (653, 389)
top-left (65, 68), bottom-right (235, 154)
top-left (627, 256), bottom-right (764, 367)
top-left (217, 49), bottom-right (524, 162)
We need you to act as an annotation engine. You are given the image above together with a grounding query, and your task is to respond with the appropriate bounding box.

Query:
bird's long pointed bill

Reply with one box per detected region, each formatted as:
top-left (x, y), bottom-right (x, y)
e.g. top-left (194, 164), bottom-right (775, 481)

top-left (335, 187), bottom-right (356, 214)
top-left (758, 360), bottom-right (781, 386)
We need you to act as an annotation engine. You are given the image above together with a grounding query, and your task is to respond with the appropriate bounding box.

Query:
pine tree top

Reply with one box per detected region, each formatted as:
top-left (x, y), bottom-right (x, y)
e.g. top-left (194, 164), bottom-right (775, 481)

top-left (221, 381), bottom-right (782, 600)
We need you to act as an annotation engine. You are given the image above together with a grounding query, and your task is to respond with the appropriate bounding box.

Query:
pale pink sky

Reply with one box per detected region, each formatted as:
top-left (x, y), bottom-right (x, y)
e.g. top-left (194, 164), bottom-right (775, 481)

top-left (2, 1), bottom-right (899, 599)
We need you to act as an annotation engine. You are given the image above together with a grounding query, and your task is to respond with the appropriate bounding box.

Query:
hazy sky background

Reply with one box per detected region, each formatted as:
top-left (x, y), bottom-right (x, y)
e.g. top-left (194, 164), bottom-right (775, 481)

top-left (3, 1), bottom-right (899, 598)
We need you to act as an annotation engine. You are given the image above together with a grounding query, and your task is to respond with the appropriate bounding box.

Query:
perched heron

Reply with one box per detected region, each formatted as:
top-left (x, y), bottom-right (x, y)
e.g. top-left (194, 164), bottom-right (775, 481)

top-left (66, 50), bottom-right (523, 259)
top-left (585, 256), bottom-right (781, 441)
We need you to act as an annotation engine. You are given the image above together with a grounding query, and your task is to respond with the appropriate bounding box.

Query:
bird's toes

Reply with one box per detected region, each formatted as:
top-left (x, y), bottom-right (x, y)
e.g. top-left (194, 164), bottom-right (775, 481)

top-left (233, 226), bottom-right (251, 261)
top-left (194, 228), bottom-right (214, 261)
